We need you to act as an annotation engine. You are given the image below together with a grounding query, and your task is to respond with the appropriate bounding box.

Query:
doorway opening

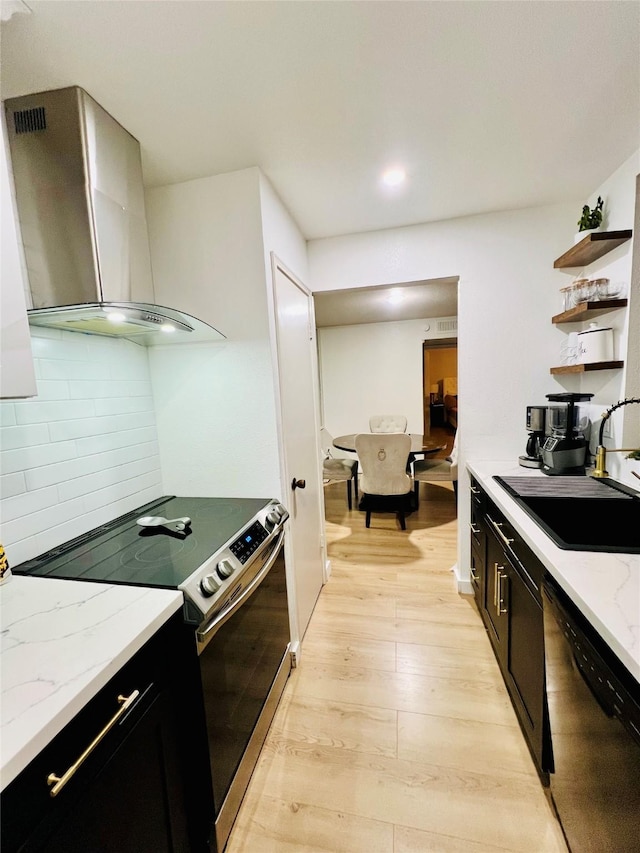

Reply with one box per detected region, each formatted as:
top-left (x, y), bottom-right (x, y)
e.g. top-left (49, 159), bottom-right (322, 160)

top-left (423, 338), bottom-right (457, 457)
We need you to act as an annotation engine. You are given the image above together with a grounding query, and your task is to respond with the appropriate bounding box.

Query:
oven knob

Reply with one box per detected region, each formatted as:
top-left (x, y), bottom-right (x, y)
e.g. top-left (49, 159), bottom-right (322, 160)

top-left (200, 574), bottom-right (221, 597)
top-left (266, 510), bottom-right (280, 528)
top-left (217, 559), bottom-right (235, 579)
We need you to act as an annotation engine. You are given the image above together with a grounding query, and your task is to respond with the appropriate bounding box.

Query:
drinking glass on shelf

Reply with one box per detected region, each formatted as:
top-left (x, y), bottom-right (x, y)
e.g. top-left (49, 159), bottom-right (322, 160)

top-left (560, 286), bottom-right (574, 311)
top-left (573, 279), bottom-right (597, 304)
top-left (593, 278), bottom-right (624, 300)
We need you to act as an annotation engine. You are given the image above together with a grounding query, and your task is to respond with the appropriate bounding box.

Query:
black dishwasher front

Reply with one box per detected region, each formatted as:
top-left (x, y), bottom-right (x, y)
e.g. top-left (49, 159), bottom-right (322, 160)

top-left (543, 577), bottom-right (640, 852)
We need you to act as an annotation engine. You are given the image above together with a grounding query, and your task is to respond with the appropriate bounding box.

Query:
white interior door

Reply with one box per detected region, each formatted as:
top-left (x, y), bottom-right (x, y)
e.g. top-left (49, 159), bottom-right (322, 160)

top-left (271, 256), bottom-right (325, 644)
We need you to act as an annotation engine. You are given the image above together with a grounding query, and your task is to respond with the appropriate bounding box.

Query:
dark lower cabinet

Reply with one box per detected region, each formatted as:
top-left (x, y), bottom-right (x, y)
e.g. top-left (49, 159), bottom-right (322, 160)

top-left (470, 480), bottom-right (550, 778)
top-left (484, 525), bottom-right (509, 670)
top-left (469, 479), bottom-right (487, 612)
top-left (1, 613), bottom-right (214, 853)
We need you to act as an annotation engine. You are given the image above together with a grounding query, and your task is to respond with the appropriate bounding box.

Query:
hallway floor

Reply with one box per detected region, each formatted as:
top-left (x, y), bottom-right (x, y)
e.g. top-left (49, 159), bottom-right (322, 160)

top-left (226, 482), bottom-right (567, 852)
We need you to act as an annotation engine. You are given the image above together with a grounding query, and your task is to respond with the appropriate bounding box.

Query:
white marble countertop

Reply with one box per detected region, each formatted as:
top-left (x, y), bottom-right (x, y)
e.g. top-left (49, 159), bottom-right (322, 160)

top-left (467, 460), bottom-right (640, 683)
top-left (0, 574), bottom-right (183, 790)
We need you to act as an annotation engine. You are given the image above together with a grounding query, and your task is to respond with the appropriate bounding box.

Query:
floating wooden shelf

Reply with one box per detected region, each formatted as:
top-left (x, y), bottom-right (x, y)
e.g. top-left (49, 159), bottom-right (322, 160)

top-left (550, 360), bottom-right (624, 375)
top-left (554, 230), bottom-right (632, 269)
top-left (552, 298), bottom-right (628, 324)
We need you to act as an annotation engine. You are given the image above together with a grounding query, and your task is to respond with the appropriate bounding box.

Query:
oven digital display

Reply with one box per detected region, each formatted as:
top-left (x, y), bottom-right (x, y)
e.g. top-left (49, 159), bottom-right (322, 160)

top-left (230, 521), bottom-right (268, 564)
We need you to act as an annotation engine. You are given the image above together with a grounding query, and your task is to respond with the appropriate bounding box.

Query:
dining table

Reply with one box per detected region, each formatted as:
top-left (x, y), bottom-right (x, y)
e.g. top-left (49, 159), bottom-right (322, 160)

top-left (332, 433), bottom-right (446, 456)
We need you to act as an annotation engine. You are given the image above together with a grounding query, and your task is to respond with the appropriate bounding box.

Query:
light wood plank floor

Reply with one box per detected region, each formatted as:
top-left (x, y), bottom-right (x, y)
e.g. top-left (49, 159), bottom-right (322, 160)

top-left (226, 482), bottom-right (568, 853)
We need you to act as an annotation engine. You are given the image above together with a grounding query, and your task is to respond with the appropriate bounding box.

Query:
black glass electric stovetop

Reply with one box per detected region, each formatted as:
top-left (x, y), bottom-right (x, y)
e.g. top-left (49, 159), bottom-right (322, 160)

top-left (12, 495), bottom-right (271, 589)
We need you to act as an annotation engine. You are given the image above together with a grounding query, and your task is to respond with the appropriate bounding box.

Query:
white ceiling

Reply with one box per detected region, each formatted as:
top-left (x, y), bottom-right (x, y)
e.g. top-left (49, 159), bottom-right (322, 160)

top-left (1, 0), bottom-right (638, 244)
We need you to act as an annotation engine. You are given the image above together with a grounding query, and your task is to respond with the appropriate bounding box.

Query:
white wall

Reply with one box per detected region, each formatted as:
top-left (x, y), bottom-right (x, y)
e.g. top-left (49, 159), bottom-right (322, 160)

top-left (318, 317), bottom-right (457, 436)
top-left (308, 153), bottom-right (639, 580)
top-left (570, 151), bottom-right (639, 484)
top-left (309, 200), bottom-right (589, 586)
top-left (0, 329), bottom-right (162, 565)
top-left (145, 168), bottom-right (282, 498)
top-left (258, 173), bottom-right (309, 286)
top-left (310, 202), bottom-right (579, 458)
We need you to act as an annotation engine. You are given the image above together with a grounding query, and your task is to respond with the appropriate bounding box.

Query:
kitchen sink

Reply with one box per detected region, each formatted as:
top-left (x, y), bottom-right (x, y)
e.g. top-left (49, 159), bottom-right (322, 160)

top-left (494, 476), bottom-right (640, 553)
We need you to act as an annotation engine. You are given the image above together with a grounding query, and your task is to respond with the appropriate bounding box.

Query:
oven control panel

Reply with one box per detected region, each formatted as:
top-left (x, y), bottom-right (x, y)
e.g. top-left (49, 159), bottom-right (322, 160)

top-left (181, 500), bottom-right (289, 625)
top-left (229, 520), bottom-right (268, 564)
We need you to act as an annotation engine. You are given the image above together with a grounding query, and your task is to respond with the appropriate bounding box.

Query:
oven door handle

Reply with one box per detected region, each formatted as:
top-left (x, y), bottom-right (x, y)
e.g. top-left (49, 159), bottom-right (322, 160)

top-left (197, 528), bottom-right (286, 649)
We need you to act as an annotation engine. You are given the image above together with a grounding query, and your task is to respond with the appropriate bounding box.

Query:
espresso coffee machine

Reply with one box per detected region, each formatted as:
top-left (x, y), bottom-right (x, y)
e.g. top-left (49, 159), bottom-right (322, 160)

top-left (519, 405), bottom-right (547, 468)
top-left (541, 392), bottom-right (593, 476)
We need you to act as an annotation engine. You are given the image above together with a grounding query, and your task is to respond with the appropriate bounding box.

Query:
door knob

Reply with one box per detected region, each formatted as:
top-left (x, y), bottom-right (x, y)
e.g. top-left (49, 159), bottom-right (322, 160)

top-left (291, 478), bottom-right (306, 491)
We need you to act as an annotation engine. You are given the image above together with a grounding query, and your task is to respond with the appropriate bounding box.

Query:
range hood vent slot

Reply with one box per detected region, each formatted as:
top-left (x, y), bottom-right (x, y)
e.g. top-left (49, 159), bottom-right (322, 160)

top-left (13, 106), bottom-right (47, 134)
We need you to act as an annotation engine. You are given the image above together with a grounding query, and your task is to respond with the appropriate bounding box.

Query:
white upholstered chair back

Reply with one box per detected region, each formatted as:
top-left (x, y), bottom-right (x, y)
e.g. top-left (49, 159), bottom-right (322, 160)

top-left (368, 415), bottom-right (408, 434)
top-left (355, 433), bottom-right (412, 496)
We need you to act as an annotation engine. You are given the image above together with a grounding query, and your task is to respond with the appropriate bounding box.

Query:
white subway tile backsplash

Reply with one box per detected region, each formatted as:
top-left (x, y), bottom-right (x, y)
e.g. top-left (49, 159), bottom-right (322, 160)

top-left (0, 485), bottom-right (59, 523)
top-left (2, 493), bottom-right (87, 543)
top-left (75, 426), bottom-right (158, 456)
top-left (1, 441), bottom-right (77, 475)
top-left (0, 404), bottom-right (16, 427)
top-left (14, 400), bottom-right (95, 425)
top-left (68, 380), bottom-right (152, 399)
top-left (0, 333), bottom-right (163, 561)
top-left (109, 358), bottom-right (153, 380)
top-left (0, 472), bottom-right (27, 500)
top-left (0, 423), bottom-right (49, 450)
top-left (48, 410), bottom-right (155, 442)
top-left (4, 535), bottom-right (38, 567)
top-left (31, 380), bottom-right (71, 401)
top-left (94, 396), bottom-right (155, 417)
top-left (25, 455), bottom-right (106, 491)
top-left (56, 453), bottom-right (161, 501)
top-left (31, 487), bottom-right (163, 557)
top-left (82, 470), bottom-right (162, 513)
top-left (30, 332), bottom-right (89, 361)
top-left (39, 359), bottom-right (111, 381)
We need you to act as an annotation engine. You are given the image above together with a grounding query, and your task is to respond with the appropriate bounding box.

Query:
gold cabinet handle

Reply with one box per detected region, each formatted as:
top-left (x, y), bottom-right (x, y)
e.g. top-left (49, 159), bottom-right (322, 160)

top-left (497, 571), bottom-right (508, 614)
top-left (469, 522), bottom-right (480, 535)
top-left (469, 485), bottom-right (480, 495)
top-left (487, 514), bottom-right (514, 547)
top-left (47, 690), bottom-right (140, 797)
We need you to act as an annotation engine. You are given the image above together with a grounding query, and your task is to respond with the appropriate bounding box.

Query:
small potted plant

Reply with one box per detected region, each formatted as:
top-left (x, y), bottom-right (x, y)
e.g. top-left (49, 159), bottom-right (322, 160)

top-left (575, 196), bottom-right (604, 242)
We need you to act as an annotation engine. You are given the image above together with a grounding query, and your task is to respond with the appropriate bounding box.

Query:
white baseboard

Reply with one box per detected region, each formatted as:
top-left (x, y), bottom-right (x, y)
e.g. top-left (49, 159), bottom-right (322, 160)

top-left (452, 562), bottom-right (473, 595)
top-left (323, 558), bottom-right (332, 583)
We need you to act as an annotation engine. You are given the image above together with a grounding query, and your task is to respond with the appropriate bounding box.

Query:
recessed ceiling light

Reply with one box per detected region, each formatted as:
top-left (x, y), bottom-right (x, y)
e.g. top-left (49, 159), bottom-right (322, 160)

top-left (381, 168), bottom-right (406, 187)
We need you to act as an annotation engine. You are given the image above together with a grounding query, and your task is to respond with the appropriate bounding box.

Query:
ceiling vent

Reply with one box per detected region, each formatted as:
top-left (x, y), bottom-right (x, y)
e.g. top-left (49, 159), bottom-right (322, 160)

top-left (437, 319), bottom-right (458, 333)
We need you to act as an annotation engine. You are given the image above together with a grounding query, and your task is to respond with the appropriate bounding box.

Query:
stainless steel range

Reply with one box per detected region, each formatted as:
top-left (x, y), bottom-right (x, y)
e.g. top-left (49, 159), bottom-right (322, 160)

top-left (13, 494), bottom-right (291, 853)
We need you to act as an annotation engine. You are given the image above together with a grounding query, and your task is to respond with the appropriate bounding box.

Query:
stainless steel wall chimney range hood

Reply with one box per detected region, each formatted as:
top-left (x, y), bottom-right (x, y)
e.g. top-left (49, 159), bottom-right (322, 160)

top-left (4, 86), bottom-right (224, 346)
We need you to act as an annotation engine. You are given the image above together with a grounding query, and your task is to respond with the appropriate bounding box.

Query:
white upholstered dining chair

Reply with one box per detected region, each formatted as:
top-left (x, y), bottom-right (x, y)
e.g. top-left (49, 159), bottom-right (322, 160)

top-left (320, 428), bottom-right (359, 510)
top-left (355, 432), bottom-right (413, 529)
top-left (368, 415), bottom-right (408, 434)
